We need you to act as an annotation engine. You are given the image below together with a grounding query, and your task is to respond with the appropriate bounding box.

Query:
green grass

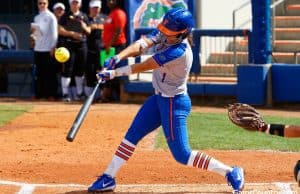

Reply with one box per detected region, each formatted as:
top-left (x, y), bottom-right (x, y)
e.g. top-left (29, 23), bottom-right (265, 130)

top-left (155, 112), bottom-right (300, 152)
top-left (0, 105), bottom-right (31, 127)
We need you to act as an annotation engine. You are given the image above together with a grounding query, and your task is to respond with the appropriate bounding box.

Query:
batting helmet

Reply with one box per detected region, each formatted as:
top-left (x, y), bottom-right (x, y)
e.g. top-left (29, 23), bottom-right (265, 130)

top-left (157, 8), bottom-right (194, 37)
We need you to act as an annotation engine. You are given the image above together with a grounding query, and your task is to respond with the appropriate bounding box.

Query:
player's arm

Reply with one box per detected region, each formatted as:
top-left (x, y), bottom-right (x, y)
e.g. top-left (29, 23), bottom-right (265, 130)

top-left (262, 124), bottom-right (300, 138)
top-left (117, 37), bottom-right (154, 59)
top-left (227, 103), bottom-right (300, 138)
top-left (58, 25), bottom-right (82, 40)
top-left (97, 55), bottom-right (159, 80)
top-left (80, 21), bottom-right (91, 35)
top-left (130, 57), bottom-right (159, 74)
top-left (102, 36), bottom-right (155, 70)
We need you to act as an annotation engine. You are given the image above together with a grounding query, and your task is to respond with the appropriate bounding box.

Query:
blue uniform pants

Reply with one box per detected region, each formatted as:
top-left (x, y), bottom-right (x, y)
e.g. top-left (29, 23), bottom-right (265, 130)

top-left (125, 94), bottom-right (192, 164)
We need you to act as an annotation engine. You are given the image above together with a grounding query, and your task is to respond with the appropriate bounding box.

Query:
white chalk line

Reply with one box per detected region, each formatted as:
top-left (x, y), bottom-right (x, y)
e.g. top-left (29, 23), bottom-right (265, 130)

top-left (17, 184), bottom-right (35, 194)
top-left (0, 180), bottom-right (297, 194)
top-left (274, 182), bottom-right (295, 194)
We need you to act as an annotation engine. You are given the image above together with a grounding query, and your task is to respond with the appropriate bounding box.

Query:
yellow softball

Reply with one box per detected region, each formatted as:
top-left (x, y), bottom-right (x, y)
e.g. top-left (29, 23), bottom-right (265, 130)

top-left (55, 47), bottom-right (70, 63)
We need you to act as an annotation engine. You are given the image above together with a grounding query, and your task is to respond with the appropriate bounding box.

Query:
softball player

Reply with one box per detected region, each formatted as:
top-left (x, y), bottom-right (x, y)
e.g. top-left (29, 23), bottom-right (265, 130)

top-left (88, 8), bottom-right (245, 193)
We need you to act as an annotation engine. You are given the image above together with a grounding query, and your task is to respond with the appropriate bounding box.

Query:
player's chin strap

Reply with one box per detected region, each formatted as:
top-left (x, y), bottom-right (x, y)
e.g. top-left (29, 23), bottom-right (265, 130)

top-left (162, 32), bottom-right (189, 45)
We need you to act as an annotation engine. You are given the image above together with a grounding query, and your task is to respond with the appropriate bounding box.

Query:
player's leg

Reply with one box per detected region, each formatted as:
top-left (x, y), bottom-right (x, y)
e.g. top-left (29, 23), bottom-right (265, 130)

top-left (73, 43), bottom-right (87, 100)
top-left (60, 43), bottom-right (74, 102)
top-left (104, 94), bottom-right (162, 175)
top-left (84, 51), bottom-right (97, 97)
top-left (158, 94), bottom-right (244, 193)
top-left (88, 95), bottom-right (161, 192)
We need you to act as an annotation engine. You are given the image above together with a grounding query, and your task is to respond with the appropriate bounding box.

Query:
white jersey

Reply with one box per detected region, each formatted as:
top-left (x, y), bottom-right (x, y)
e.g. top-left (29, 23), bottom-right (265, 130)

top-left (147, 30), bottom-right (193, 97)
top-left (33, 10), bottom-right (58, 52)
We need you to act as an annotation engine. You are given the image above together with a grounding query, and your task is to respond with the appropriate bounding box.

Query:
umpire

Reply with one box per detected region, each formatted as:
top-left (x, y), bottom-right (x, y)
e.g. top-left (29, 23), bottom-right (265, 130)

top-left (58, 0), bottom-right (91, 102)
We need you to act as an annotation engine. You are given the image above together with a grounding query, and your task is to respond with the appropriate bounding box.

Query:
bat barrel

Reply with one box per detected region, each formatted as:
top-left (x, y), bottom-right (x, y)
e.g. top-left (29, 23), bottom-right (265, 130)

top-left (66, 81), bottom-right (101, 142)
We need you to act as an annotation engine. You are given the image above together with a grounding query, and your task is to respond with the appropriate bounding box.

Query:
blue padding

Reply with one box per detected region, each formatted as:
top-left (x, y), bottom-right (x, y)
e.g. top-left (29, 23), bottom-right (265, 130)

top-left (205, 83), bottom-right (236, 96)
top-left (0, 50), bottom-right (34, 64)
top-left (124, 81), bottom-right (154, 94)
top-left (272, 64), bottom-right (300, 102)
top-left (124, 81), bottom-right (236, 96)
top-left (237, 64), bottom-right (269, 105)
top-left (187, 83), bottom-right (205, 95)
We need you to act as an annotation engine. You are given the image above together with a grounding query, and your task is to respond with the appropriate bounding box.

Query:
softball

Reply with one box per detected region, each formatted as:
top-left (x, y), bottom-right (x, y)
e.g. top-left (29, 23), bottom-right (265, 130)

top-left (55, 47), bottom-right (70, 63)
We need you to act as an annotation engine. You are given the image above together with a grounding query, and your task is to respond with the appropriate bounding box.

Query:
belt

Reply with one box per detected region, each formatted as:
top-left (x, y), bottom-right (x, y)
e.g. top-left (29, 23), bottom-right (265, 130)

top-left (155, 90), bottom-right (174, 98)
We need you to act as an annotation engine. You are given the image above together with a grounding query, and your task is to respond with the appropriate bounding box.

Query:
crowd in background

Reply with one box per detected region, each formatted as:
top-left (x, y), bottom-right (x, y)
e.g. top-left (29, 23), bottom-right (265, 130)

top-left (30, 0), bottom-right (127, 103)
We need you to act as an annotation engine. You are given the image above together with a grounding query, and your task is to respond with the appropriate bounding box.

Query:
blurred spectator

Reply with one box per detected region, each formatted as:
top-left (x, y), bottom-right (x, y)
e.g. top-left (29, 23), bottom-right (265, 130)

top-left (58, 0), bottom-right (91, 102)
top-left (31, 0), bottom-right (58, 100)
top-left (52, 2), bottom-right (66, 98)
top-left (53, 2), bottom-right (65, 20)
top-left (101, 0), bottom-right (127, 102)
top-left (85, 0), bottom-right (106, 97)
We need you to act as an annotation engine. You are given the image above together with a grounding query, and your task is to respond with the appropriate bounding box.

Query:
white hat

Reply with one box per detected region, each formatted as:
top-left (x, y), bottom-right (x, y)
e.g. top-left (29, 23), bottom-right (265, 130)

top-left (69, 0), bottom-right (82, 5)
top-left (89, 0), bottom-right (101, 8)
top-left (53, 2), bottom-right (65, 10)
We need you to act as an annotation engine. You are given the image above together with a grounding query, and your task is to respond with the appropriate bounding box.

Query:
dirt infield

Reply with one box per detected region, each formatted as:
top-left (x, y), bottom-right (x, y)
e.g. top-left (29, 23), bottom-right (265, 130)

top-left (0, 101), bottom-right (299, 193)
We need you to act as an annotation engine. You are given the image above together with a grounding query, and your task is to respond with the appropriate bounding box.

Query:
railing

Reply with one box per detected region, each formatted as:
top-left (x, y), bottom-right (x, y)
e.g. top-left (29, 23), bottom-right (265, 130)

top-left (232, 1), bottom-right (251, 69)
top-left (192, 29), bottom-right (250, 77)
top-left (270, 0), bottom-right (287, 47)
top-left (132, 28), bottom-right (250, 80)
top-left (232, 1), bottom-right (251, 29)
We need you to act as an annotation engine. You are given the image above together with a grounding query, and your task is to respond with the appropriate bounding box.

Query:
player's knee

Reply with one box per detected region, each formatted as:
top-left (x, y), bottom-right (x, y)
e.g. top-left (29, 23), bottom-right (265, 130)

top-left (170, 149), bottom-right (191, 165)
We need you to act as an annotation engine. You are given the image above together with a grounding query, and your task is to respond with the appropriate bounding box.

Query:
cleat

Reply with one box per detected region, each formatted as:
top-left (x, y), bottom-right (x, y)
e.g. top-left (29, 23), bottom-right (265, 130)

top-left (62, 94), bottom-right (71, 102)
top-left (88, 174), bottom-right (116, 193)
top-left (226, 166), bottom-right (245, 193)
top-left (74, 93), bottom-right (86, 101)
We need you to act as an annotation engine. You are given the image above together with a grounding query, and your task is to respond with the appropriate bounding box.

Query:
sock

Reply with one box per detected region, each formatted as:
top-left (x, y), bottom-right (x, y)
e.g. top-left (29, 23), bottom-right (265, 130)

top-left (61, 77), bottom-right (71, 96)
top-left (187, 151), bottom-right (232, 177)
top-left (104, 139), bottom-right (136, 178)
top-left (75, 76), bottom-right (84, 95)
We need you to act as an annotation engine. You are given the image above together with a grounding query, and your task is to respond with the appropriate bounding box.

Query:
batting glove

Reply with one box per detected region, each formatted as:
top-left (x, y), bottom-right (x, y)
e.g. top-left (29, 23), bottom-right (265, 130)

top-left (104, 56), bottom-right (120, 70)
top-left (97, 69), bottom-right (116, 81)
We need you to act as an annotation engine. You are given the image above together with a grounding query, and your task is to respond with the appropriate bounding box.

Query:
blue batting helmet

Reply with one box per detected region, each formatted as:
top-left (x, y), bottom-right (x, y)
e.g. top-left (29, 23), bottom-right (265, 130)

top-left (157, 8), bottom-right (194, 36)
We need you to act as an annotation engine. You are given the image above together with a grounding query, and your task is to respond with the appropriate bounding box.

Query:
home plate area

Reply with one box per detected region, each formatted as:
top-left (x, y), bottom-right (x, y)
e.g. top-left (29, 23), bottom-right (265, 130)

top-left (0, 180), bottom-right (298, 194)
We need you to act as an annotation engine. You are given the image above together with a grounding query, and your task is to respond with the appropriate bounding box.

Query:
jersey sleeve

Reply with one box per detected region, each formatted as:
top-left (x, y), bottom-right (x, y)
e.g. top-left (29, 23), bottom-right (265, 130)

top-left (152, 43), bottom-right (186, 66)
top-left (146, 29), bottom-right (162, 44)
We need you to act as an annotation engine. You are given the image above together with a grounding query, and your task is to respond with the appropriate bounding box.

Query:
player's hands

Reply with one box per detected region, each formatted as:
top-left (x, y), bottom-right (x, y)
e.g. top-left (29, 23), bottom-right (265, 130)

top-left (103, 56), bottom-right (120, 70)
top-left (97, 69), bottom-right (116, 81)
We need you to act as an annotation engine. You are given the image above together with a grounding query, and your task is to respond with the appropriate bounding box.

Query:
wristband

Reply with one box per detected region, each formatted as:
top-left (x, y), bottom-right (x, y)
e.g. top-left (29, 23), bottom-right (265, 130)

top-left (115, 66), bottom-right (132, 77)
top-left (113, 55), bottom-right (121, 64)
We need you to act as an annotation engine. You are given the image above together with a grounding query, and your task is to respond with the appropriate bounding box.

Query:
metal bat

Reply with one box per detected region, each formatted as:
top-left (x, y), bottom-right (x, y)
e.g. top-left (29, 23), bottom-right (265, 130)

top-left (66, 80), bottom-right (101, 142)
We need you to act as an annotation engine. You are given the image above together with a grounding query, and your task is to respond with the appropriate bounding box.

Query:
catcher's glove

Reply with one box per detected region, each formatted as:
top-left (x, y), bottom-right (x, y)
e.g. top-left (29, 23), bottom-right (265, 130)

top-left (227, 103), bottom-right (267, 131)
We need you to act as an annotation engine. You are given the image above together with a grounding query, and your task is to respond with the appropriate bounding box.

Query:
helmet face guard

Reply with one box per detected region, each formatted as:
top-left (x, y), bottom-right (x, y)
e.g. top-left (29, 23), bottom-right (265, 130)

top-left (157, 8), bottom-right (194, 38)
